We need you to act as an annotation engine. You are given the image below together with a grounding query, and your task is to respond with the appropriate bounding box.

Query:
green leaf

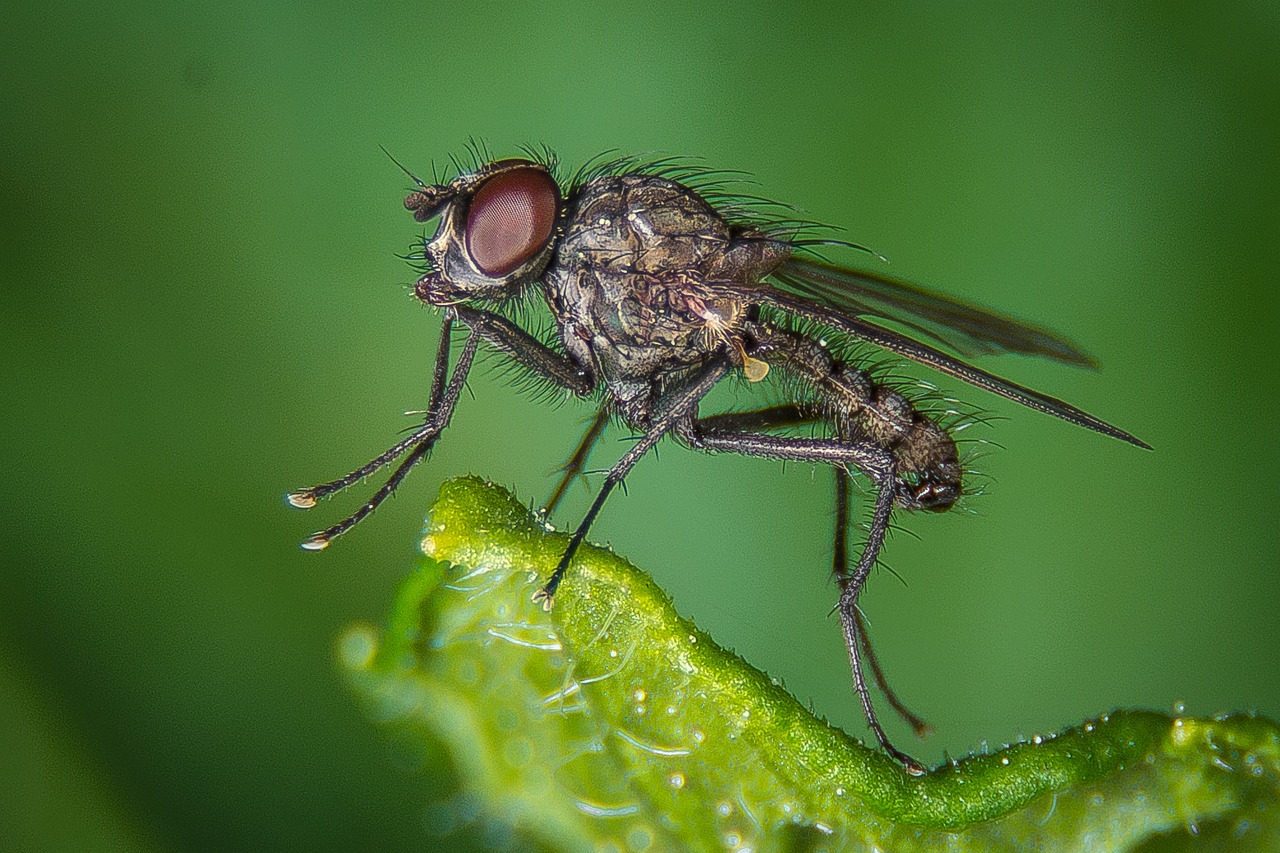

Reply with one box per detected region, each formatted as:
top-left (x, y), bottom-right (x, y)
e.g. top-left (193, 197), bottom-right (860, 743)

top-left (341, 476), bottom-right (1280, 851)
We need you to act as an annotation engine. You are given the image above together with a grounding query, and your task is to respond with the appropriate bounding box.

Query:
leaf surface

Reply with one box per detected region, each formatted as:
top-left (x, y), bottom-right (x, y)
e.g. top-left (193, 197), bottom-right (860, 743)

top-left (342, 477), bottom-right (1280, 851)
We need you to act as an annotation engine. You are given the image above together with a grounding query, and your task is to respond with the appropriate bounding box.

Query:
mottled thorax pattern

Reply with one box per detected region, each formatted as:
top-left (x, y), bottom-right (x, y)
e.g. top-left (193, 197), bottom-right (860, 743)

top-left (544, 175), bottom-right (784, 384)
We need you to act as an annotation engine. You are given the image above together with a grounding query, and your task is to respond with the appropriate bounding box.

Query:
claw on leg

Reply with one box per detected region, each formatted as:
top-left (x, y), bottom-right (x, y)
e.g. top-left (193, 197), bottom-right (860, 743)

top-left (531, 587), bottom-right (554, 611)
top-left (300, 533), bottom-right (330, 551)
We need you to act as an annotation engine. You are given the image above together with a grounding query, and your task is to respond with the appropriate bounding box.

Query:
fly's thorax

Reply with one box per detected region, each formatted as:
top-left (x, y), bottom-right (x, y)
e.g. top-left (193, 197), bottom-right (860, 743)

top-left (551, 267), bottom-right (751, 381)
top-left (545, 174), bottom-right (789, 379)
top-left (558, 175), bottom-right (791, 281)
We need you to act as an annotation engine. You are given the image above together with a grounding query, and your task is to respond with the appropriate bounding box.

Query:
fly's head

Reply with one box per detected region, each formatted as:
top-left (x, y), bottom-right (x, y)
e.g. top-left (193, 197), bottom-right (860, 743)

top-left (405, 159), bottom-right (561, 306)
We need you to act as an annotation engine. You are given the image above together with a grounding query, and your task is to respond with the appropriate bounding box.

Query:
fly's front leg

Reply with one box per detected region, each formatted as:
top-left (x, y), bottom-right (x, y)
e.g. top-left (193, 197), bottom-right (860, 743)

top-left (533, 359), bottom-right (731, 609)
top-left (288, 315), bottom-right (477, 549)
top-left (455, 304), bottom-right (604, 516)
top-left (288, 312), bottom-right (460, 511)
top-left (455, 305), bottom-right (595, 394)
top-left (290, 307), bottom-right (595, 549)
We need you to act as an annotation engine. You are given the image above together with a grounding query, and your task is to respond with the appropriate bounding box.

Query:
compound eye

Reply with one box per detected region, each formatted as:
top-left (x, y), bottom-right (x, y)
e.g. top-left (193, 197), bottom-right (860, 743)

top-left (464, 166), bottom-right (558, 277)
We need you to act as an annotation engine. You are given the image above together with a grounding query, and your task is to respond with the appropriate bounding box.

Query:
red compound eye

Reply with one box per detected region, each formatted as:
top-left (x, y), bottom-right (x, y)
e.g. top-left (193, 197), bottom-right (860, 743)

top-left (465, 166), bottom-right (558, 277)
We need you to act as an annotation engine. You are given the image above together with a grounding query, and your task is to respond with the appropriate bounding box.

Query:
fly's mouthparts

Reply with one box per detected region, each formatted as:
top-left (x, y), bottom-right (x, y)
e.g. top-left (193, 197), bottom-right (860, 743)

top-left (414, 273), bottom-right (451, 305)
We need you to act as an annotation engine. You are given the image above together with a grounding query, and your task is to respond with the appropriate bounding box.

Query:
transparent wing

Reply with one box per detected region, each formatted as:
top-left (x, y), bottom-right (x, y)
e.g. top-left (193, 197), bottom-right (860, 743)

top-left (773, 257), bottom-right (1097, 368)
top-left (751, 284), bottom-right (1149, 449)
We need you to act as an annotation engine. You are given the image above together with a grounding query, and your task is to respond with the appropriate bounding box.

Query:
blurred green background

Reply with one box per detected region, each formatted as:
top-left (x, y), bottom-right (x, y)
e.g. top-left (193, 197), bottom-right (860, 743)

top-left (3, 1), bottom-right (1277, 850)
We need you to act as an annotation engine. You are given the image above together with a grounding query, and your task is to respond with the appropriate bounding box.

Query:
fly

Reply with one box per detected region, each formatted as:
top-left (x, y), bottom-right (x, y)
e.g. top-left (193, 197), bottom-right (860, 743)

top-left (288, 146), bottom-right (1148, 774)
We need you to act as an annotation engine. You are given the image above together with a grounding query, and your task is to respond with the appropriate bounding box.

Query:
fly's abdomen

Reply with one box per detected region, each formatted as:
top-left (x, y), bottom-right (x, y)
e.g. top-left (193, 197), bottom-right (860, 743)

top-left (887, 415), bottom-right (962, 511)
top-left (749, 321), bottom-right (961, 512)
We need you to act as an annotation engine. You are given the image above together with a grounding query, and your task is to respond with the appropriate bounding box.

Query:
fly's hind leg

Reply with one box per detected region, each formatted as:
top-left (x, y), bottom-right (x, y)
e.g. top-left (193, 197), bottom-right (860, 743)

top-left (835, 467), bottom-right (932, 739)
top-left (690, 415), bottom-right (926, 775)
top-left (834, 456), bottom-right (925, 774)
top-left (697, 406), bottom-right (932, 739)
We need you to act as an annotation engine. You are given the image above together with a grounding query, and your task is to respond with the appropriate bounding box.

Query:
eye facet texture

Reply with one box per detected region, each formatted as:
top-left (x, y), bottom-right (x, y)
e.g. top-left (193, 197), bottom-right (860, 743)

top-left (465, 167), bottom-right (558, 277)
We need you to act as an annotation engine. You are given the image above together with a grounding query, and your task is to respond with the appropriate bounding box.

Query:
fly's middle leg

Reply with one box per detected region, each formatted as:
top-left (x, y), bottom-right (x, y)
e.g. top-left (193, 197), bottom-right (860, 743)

top-left (544, 406), bottom-right (610, 518)
top-left (532, 359), bottom-right (731, 608)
